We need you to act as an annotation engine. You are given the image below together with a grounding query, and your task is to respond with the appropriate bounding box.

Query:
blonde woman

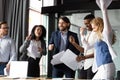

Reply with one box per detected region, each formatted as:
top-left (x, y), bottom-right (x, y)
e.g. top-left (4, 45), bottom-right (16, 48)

top-left (91, 17), bottom-right (116, 79)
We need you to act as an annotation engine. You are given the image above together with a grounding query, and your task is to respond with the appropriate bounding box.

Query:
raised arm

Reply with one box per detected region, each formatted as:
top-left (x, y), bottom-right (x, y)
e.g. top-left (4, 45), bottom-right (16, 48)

top-left (96, 0), bottom-right (113, 43)
top-left (96, 0), bottom-right (117, 59)
top-left (101, 0), bottom-right (112, 32)
top-left (19, 35), bottom-right (31, 53)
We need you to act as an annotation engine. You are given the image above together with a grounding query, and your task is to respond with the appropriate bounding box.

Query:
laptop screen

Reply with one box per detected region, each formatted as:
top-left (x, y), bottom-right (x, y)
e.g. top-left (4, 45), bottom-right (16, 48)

top-left (8, 61), bottom-right (28, 78)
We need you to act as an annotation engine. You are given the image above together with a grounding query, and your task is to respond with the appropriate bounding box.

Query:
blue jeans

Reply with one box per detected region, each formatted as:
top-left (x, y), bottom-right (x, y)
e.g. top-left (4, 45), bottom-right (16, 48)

top-left (0, 63), bottom-right (7, 75)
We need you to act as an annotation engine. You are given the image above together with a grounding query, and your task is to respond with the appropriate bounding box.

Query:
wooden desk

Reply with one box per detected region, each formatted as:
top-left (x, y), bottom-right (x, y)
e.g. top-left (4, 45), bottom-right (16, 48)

top-left (0, 77), bottom-right (83, 80)
top-left (0, 77), bottom-right (47, 80)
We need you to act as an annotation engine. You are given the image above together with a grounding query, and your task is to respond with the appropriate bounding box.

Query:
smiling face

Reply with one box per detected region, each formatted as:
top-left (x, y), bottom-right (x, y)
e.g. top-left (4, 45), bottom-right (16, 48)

top-left (84, 19), bottom-right (93, 31)
top-left (58, 18), bottom-right (70, 32)
top-left (0, 23), bottom-right (9, 36)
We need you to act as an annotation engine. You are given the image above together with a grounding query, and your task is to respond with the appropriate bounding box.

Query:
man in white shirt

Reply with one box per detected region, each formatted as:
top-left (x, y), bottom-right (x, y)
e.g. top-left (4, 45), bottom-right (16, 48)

top-left (78, 14), bottom-right (96, 79)
top-left (69, 14), bottom-right (95, 79)
top-left (0, 21), bottom-right (17, 75)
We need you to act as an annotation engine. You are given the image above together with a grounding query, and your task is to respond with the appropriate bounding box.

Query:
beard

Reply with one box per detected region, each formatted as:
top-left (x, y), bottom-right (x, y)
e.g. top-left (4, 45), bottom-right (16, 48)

top-left (59, 26), bottom-right (68, 31)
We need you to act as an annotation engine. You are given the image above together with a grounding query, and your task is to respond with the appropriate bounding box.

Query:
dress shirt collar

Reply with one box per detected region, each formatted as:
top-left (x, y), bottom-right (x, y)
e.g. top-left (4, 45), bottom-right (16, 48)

top-left (59, 31), bottom-right (68, 35)
top-left (0, 35), bottom-right (9, 39)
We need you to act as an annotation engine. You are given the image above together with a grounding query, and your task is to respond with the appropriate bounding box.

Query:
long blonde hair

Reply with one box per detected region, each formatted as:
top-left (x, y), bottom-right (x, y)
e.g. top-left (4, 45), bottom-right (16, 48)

top-left (91, 17), bottom-right (104, 40)
top-left (91, 17), bottom-right (116, 44)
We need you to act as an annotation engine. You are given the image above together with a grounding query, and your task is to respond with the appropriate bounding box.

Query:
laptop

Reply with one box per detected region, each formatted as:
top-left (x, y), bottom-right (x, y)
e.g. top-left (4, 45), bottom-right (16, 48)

top-left (6, 61), bottom-right (28, 78)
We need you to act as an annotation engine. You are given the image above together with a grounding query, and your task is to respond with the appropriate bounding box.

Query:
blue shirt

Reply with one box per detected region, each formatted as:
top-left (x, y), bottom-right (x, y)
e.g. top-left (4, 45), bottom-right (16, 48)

top-left (59, 31), bottom-right (67, 52)
top-left (0, 35), bottom-right (17, 63)
top-left (94, 40), bottom-right (113, 67)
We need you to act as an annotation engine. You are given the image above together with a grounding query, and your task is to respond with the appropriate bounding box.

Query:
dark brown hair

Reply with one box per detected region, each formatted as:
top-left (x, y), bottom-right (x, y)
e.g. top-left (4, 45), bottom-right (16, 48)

top-left (0, 21), bottom-right (7, 28)
top-left (31, 25), bottom-right (46, 40)
top-left (59, 16), bottom-right (71, 30)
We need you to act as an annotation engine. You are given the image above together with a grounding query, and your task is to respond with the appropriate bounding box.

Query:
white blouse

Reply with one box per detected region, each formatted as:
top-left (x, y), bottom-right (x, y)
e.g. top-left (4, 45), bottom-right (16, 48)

top-left (27, 40), bottom-right (42, 59)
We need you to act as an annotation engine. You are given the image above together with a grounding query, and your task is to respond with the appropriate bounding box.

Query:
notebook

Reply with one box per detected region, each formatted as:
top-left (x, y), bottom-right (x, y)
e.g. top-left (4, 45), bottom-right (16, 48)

top-left (6, 61), bottom-right (28, 78)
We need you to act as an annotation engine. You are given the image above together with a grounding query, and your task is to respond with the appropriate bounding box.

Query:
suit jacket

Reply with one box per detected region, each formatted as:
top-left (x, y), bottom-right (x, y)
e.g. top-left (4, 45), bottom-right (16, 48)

top-left (49, 30), bottom-right (80, 70)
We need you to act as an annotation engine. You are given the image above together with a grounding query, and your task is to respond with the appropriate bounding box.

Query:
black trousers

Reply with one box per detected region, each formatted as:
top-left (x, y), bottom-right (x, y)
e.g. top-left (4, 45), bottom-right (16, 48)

top-left (78, 67), bottom-right (95, 79)
top-left (27, 57), bottom-right (40, 77)
top-left (52, 64), bottom-right (75, 78)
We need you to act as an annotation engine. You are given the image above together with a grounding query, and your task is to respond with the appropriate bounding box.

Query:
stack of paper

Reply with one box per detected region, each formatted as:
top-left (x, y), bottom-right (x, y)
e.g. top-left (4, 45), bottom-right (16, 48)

top-left (51, 51), bottom-right (65, 65)
top-left (51, 49), bottom-right (84, 71)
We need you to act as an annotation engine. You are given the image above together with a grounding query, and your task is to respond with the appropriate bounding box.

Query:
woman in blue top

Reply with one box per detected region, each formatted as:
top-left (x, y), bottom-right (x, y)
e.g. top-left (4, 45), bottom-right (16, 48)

top-left (92, 0), bottom-right (117, 79)
top-left (91, 17), bottom-right (116, 79)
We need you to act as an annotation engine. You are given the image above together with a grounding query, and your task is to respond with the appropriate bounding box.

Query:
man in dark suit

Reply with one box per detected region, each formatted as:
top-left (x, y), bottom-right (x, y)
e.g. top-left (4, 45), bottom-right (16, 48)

top-left (48, 16), bottom-right (80, 78)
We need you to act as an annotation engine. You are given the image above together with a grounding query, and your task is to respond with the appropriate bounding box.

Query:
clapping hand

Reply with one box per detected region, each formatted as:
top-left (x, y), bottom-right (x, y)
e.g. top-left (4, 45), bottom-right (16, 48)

top-left (69, 36), bottom-right (75, 44)
top-left (38, 47), bottom-right (43, 53)
top-left (26, 35), bottom-right (32, 41)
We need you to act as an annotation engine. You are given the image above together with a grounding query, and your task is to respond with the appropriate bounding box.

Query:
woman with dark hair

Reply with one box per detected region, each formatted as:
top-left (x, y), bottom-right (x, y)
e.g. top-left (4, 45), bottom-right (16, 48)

top-left (20, 25), bottom-right (46, 77)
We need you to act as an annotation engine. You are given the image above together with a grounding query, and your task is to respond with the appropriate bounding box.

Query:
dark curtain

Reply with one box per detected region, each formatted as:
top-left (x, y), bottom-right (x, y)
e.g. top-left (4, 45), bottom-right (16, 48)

top-left (0, 0), bottom-right (3, 21)
top-left (2, 0), bottom-right (29, 60)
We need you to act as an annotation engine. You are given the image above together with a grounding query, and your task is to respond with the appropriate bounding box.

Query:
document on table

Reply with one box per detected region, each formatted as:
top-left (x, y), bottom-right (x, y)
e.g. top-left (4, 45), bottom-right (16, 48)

top-left (60, 49), bottom-right (84, 71)
top-left (51, 51), bottom-right (65, 65)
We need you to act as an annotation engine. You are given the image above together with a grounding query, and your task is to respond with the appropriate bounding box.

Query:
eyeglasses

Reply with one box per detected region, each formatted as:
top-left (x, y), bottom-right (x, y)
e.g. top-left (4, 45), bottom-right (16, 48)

top-left (0, 27), bottom-right (9, 29)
